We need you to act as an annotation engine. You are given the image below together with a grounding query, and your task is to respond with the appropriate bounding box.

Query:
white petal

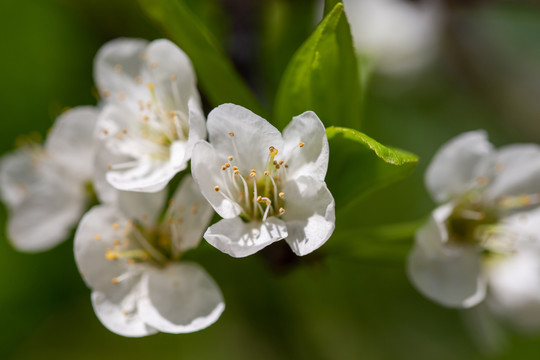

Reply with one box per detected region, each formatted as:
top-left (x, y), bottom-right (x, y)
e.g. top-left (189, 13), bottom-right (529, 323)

top-left (144, 39), bottom-right (199, 114)
top-left (0, 146), bottom-right (42, 209)
top-left (502, 207), bottom-right (540, 249)
top-left (185, 98), bottom-right (207, 161)
top-left (92, 145), bottom-right (123, 205)
top-left (281, 176), bottom-right (335, 256)
top-left (206, 104), bottom-right (283, 173)
top-left (138, 262), bottom-right (224, 334)
top-left (45, 106), bottom-right (99, 180)
top-left (117, 189), bottom-right (167, 226)
top-left (106, 159), bottom-right (183, 193)
top-left (425, 130), bottom-right (493, 203)
top-left (407, 207), bottom-right (486, 308)
top-left (282, 111), bottom-right (329, 181)
top-left (166, 175), bottom-right (214, 253)
top-left (204, 217), bottom-right (288, 257)
top-left (479, 144), bottom-right (540, 202)
top-left (74, 205), bottom-right (133, 292)
top-left (8, 176), bottom-right (87, 252)
top-left (488, 251), bottom-right (540, 332)
top-left (191, 140), bottom-right (243, 218)
top-left (94, 38), bottom-right (149, 99)
top-left (91, 289), bottom-right (157, 338)
top-left (96, 103), bottom-right (145, 157)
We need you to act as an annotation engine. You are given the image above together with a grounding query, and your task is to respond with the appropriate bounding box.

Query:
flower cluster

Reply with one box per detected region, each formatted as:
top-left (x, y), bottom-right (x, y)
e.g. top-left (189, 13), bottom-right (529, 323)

top-left (408, 131), bottom-right (540, 331)
top-left (0, 38), bottom-right (335, 337)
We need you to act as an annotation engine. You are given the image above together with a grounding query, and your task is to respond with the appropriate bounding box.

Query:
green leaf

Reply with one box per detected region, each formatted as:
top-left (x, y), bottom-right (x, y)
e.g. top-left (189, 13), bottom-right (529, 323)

top-left (138, 0), bottom-right (266, 117)
top-left (326, 126), bottom-right (419, 211)
top-left (274, 3), bottom-right (362, 130)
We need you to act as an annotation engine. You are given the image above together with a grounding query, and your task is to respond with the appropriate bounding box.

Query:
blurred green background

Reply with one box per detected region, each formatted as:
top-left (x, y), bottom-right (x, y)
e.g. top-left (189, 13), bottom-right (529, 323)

top-left (2, 0), bottom-right (540, 358)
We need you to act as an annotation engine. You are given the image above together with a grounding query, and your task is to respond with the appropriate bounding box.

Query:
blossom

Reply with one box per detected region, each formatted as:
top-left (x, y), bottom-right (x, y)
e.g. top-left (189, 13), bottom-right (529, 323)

top-left (191, 104), bottom-right (335, 258)
top-left (407, 131), bottom-right (540, 309)
top-left (343, 0), bottom-right (440, 75)
top-left (74, 175), bottom-right (223, 337)
top-left (0, 107), bottom-right (99, 252)
top-left (95, 38), bottom-right (206, 193)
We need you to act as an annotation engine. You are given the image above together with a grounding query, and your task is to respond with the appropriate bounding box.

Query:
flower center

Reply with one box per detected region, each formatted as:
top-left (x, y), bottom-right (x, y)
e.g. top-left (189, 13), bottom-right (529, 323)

top-left (214, 139), bottom-right (295, 222)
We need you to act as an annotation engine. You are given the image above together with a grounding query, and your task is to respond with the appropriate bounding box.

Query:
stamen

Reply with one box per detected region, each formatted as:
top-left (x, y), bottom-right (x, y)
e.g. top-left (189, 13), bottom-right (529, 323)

top-left (228, 156), bottom-right (233, 161)
top-left (279, 208), bottom-right (286, 215)
top-left (279, 192), bottom-right (285, 198)
top-left (108, 161), bottom-right (139, 171)
top-left (299, 142), bottom-right (305, 147)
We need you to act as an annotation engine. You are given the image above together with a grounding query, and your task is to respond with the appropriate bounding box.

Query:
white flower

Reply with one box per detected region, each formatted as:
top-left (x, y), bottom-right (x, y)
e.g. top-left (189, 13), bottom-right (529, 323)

top-left (408, 131), bottom-right (540, 309)
top-left (0, 107), bottom-right (99, 252)
top-left (191, 104), bottom-right (335, 257)
top-left (74, 175), bottom-right (223, 337)
top-left (343, 0), bottom-right (440, 75)
top-left (95, 38), bottom-right (206, 193)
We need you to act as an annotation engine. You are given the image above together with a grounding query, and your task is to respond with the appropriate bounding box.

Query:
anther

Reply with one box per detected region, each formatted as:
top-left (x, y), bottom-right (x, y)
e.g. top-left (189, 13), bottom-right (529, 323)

top-left (279, 192), bottom-right (285, 198)
top-left (278, 160), bottom-right (284, 165)
top-left (214, 186), bottom-right (220, 192)
top-left (221, 165), bottom-right (227, 171)
top-left (113, 239), bottom-right (120, 246)
top-left (147, 83), bottom-right (155, 91)
top-left (228, 132), bottom-right (234, 137)
top-left (94, 234), bottom-right (101, 241)
top-left (107, 164), bottom-right (113, 170)
top-left (112, 223), bottom-right (119, 230)
top-left (269, 146), bottom-right (278, 156)
top-left (279, 208), bottom-right (286, 214)
top-left (114, 64), bottom-right (123, 73)
top-left (264, 171), bottom-right (269, 176)
top-left (228, 156), bottom-right (233, 161)
top-left (103, 129), bottom-right (109, 135)
top-left (299, 142), bottom-right (305, 147)
top-left (122, 129), bottom-right (128, 134)
top-left (171, 74), bottom-right (177, 81)
top-left (151, 61), bottom-right (158, 68)
top-left (135, 76), bottom-right (142, 84)
top-left (118, 92), bottom-right (125, 100)
top-left (232, 166), bottom-right (238, 171)
top-left (116, 133), bottom-right (123, 139)
top-left (284, 164), bottom-right (289, 168)
top-left (103, 90), bottom-right (110, 98)
top-left (234, 169), bottom-right (240, 174)
top-left (257, 196), bottom-right (262, 202)
top-left (476, 176), bottom-right (489, 186)
top-left (112, 277), bottom-right (119, 284)
top-left (496, 163), bottom-right (505, 172)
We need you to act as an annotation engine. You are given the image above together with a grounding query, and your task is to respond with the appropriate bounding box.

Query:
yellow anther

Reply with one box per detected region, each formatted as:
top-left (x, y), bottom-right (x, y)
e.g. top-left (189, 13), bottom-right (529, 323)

top-left (171, 74), bottom-right (177, 81)
top-left (112, 223), bottom-right (119, 230)
top-left (221, 165), bottom-right (227, 171)
top-left (228, 132), bottom-right (235, 137)
top-left (284, 164), bottom-right (289, 168)
top-left (234, 169), bottom-right (240, 175)
top-left (496, 163), bottom-right (505, 172)
top-left (114, 64), bottom-right (123, 73)
top-left (116, 133), bottom-right (123, 139)
top-left (299, 142), bottom-right (305, 147)
top-left (264, 199), bottom-right (271, 205)
top-left (273, 160), bottom-right (277, 165)
top-left (107, 164), bottom-right (113, 170)
top-left (191, 205), bottom-right (198, 214)
top-left (128, 259), bottom-right (135, 265)
top-left (113, 239), bottom-right (120, 246)
top-left (168, 217), bottom-right (174, 224)
top-left (250, 172), bottom-right (256, 178)
top-left (112, 277), bottom-right (119, 284)
top-left (279, 208), bottom-right (286, 214)
top-left (476, 176), bottom-right (489, 185)
top-left (275, 164), bottom-right (281, 169)
top-left (269, 146), bottom-right (278, 157)
top-left (279, 192), bottom-right (285, 198)
top-left (140, 52), bottom-right (147, 60)
top-left (105, 249), bottom-right (117, 260)
top-left (257, 196), bottom-right (262, 202)
top-left (225, 163), bottom-right (231, 168)
top-left (135, 76), bottom-right (142, 84)
top-left (214, 186), bottom-right (220, 191)
top-left (264, 171), bottom-right (269, 176)
top-left (143, 115), bottom-right (149, 121)
top-left (122, 129), bottom-right (128, 134)
top-left (94, 234), bottom-right (101, 241)
top-left (278, 160), bottom-right (284, 165)
top-left (228, 156), bottom-right (233, 161)
top-left (103, 90), bottom-right (110, 98)
top-left (232, 166), bottom-right (238, 171)
top-left (147, 83), bottom-right (155, 91)
top-left (178, 205), bottom-right (185, 212)
top-left (118, 92), bottom-right (125, 100)
top-left (151, 61), bottom-right (158, 68)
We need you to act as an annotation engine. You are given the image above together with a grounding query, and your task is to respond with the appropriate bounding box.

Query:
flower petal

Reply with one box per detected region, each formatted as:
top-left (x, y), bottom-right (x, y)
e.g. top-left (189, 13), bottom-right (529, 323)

top-left (487, 250), bottom-right (540, 332)
top-left (0, 146), bottom-right (42, 209)
top-left (184, 98), bottom-right (207, 161)
top-left (91, 289), bottom-right (157, 338)
top-left (407, 207), bottom-right (486, 308)
top-left (138, 262), bottom-right (224, 334)
top-left (425, 130), bottom-right (493, 203)
top-left (94, 38), bottom-right (149, 99)
top-left (479, 144), bottom-right (540, 203)
top-left (117, 189), bottom-right (167, 226)
top-left (166, 175), bottom-right (214, 254)
top-left (282, 111), bottom-right (329, 181)
top-left (8, 175), bottom-right (86, 252)
top-left (45, 106), bottom-right (99, 181)
top-left (281, 176), bottom-right (335, 256)
top-left (74, 205), bottom-right (133, 292)
top-left (106, 159), bottom-right (183, 193)
top-left (206, 104), bottom-right (283, 173)
top-left (144, 39), bottom-right (199, 114)
top-left (191, 140), bottom-right (243, 218)
top-left (204, 217), bottom-right (288, 257)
